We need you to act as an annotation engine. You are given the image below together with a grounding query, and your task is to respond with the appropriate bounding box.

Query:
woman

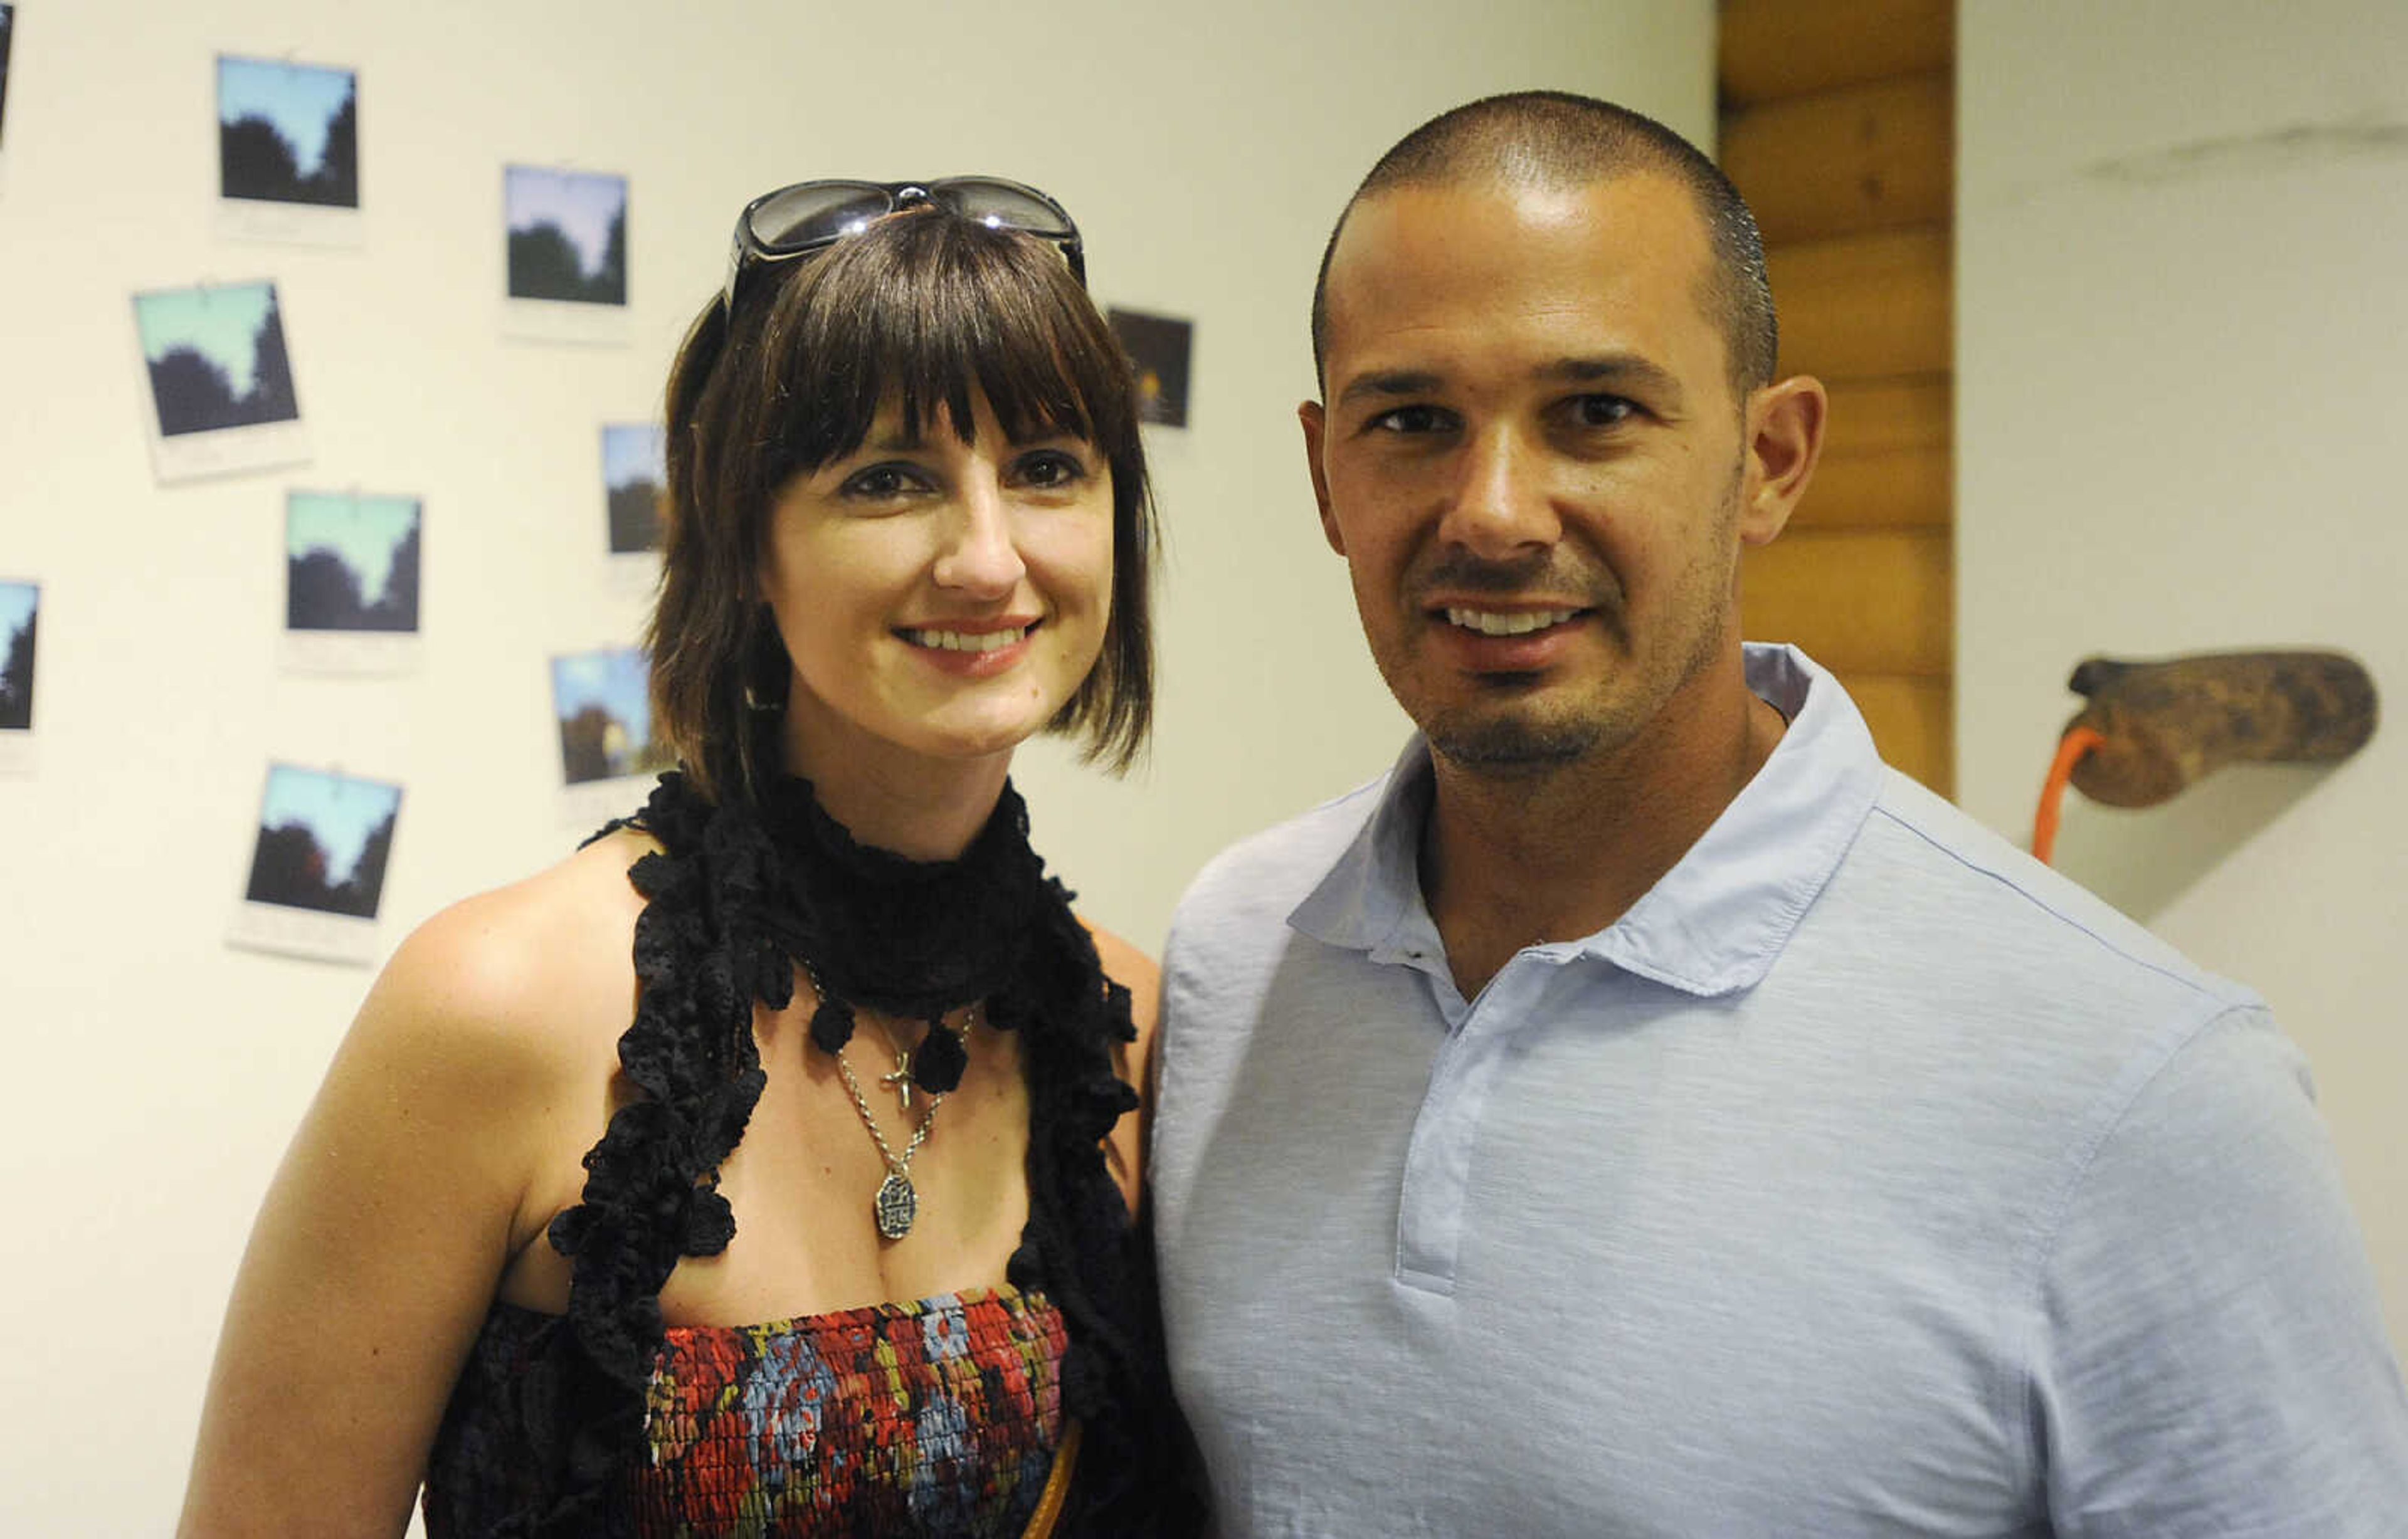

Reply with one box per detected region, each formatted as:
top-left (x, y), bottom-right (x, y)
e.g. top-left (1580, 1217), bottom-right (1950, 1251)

top-left (179, 179), bottom-right (1188, 1536)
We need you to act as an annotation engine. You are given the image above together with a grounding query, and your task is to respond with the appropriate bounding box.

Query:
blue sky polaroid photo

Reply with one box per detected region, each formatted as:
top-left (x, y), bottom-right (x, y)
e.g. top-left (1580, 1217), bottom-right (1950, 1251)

top-left (282, 490), bottom-right (423, 675)
top-left (214, 54), bottom-right (362, 245)
top-left (0, 579), bottom-right (36, 772)
top-left (603, 423), bottom-right (665, 555)
top-left (551, 645), bottom-right (668, 784)
top-left (550, 644), bottom-right (672, 825)
top-left (503, 164), bottom-right (630, 344)
top-left (130, 278), bottom-right (307, 481)
top-left (0, 6), bottom-right (17, 170)
top-left (228, 762), bottom-right (403, 964)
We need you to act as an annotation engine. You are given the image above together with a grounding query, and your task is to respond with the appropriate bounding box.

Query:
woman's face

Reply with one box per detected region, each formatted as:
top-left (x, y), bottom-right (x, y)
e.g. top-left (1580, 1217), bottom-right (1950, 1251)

top-left (762, 390), bottom-right (1115, 779)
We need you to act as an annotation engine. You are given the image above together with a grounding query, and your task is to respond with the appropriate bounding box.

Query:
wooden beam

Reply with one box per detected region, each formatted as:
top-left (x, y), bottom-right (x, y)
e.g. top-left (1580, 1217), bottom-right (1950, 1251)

top-left (1741, 528), bottom-right (1951, 677)
top-left (1766, 227), bottom-right (1952, 382)
top-left (1722, 73), bottom-right (1952, 244)
top-left (1719, 0), bottom-right (1953, 106)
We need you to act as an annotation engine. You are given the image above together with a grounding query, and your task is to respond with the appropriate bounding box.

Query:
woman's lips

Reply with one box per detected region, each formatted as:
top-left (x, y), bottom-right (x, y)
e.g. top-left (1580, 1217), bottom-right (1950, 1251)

top-left (897, 619), bottom-right (1039, 676)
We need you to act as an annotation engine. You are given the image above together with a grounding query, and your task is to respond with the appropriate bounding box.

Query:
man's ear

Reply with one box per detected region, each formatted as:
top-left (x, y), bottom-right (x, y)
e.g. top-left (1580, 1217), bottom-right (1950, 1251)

top-left (1737, 375), bottom-right (1828, 547)
top-left (1299, 399), bottom-right (1344, 556)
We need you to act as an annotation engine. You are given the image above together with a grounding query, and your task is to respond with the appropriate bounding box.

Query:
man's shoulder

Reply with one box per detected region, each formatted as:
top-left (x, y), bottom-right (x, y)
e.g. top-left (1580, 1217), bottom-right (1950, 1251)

top-left (1841, 765), bottom-right (2258, 1017)
top-left (1168, 771), bottom-right (1393, 945)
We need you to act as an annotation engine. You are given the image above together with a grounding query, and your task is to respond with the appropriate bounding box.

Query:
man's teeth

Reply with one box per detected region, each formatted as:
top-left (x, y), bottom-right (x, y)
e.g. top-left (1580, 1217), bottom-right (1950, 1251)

top-left (1445, 607), bottom-right (1578, 637)
top-left (907, 625), bottom-right (1029, 653)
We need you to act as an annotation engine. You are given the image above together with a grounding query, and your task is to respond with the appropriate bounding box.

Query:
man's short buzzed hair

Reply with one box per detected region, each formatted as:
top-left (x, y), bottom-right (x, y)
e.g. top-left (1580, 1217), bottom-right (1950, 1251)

top-left (1310, 90), bottom-right (1777, 397)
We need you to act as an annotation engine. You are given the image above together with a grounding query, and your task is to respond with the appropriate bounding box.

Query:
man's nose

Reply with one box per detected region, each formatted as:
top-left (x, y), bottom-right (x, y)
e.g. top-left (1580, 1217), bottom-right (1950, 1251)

top-left (931, 476), bottom-right (1027, 596)
top-left (1436, 426), bottom-right (1560, 558)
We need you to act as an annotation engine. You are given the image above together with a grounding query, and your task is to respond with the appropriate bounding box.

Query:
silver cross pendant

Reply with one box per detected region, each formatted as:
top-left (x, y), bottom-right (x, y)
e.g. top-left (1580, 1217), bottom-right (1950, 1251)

top-left (879, 1049), bottom-right (915, 1110)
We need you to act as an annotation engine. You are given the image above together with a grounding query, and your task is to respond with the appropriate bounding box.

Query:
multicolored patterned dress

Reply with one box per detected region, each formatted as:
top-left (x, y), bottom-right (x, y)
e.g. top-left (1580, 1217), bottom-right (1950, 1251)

top-left (423, 1285), bottom-right (1069, 1537)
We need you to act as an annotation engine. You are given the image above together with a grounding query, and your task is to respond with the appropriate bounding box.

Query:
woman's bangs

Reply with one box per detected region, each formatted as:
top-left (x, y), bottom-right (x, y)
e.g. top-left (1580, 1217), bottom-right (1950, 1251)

top-left (768, 219), bottom-right (1114, 471)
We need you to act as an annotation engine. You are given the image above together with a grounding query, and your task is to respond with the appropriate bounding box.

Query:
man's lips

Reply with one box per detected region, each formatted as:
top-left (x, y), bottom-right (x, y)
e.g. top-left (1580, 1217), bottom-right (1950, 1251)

top-left (1435, 605), bottom-right (1585, 638)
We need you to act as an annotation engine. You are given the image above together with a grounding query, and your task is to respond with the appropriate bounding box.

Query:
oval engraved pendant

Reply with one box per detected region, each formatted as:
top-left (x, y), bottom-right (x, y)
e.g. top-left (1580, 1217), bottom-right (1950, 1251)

top-left (874, 1172), bottom-right (917, 1239)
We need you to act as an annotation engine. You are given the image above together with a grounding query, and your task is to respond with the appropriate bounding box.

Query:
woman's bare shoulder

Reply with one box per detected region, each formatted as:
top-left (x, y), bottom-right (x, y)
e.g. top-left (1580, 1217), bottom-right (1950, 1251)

top-left (364, 827), bottom-right (660, 1073)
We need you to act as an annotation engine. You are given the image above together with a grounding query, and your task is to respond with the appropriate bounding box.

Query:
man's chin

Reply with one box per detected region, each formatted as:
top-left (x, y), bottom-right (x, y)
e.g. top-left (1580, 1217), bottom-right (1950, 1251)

top-left (1423, 710), bottom-right (1607, 775)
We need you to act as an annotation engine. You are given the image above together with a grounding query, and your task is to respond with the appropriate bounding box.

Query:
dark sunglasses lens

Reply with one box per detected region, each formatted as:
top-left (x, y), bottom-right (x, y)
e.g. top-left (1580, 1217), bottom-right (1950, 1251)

top-left (747, 183), bottom-right (896, 252)
top-left (937, 179), bottom-right (1074, 238)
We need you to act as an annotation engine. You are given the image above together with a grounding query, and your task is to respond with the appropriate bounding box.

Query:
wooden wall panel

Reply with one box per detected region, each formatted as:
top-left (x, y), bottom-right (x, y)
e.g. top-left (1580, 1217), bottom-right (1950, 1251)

top-left (1766, 228), bottom-right (1952, 381)
top-left (1837, 673), bottom-right (1953, 789)
top-left (1789, 445), bottom-right (1949, 531)
top-left (1721, 74), bottom-right (1953, 244)
top-left (1740, 530), bottom-right (1951, 677)
top-left (1724, 0), bottom-right (1955, 794)
top-left (1822, 376), bottom-right (1949, 458)
top-left (1719, 0), bottom-right (1953, 105)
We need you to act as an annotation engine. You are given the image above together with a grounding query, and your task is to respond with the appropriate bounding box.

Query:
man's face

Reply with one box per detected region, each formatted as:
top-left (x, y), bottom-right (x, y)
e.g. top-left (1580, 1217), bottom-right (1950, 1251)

top-left (1304, 174), bottom-right (1773, 775)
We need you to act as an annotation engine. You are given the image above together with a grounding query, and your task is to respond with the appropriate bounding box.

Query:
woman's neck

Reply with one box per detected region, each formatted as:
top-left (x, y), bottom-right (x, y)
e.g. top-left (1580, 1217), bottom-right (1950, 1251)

top-left (776, 712), bottom-right (1011, 863)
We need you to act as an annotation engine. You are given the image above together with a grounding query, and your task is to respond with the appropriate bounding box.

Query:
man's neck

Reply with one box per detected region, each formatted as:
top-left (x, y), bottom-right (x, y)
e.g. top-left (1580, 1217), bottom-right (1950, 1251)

top-left (1419, 674), bottom-right (1787, 1001)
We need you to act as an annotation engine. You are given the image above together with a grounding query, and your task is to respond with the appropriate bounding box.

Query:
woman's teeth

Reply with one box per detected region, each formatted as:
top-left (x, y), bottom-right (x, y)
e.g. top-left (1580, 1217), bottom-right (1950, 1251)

top-left (1445, 607), bottom-right (1578, 637)
top-left (906, 625), bottom-right (1030, 653)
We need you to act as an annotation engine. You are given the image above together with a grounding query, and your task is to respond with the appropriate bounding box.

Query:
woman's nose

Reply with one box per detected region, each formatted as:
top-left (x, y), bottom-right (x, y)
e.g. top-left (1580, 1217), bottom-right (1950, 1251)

top-left (931, 476), bottom-right (1027, 596)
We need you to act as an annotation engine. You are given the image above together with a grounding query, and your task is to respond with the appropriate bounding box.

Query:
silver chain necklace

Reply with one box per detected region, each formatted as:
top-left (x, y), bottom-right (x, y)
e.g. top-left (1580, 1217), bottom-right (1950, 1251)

top-left (833, 1043), bottom-right (945, 1239)
top-left (805, 957), bottom-right (974, 1240)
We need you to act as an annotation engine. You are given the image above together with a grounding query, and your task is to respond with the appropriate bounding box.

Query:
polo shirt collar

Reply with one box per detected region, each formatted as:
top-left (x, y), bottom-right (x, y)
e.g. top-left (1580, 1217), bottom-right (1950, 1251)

top-left (1287, 644), bottom-right (1884, 997)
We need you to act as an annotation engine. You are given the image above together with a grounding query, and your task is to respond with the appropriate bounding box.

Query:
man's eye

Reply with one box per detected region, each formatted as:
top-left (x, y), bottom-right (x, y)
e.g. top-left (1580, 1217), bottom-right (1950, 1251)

top-left (840, 464), bottom-right (929, 499)
top-left (1569, 394), bottom-right (1638, 429)
top-left (1368, 404), bottom-right (1454, 435)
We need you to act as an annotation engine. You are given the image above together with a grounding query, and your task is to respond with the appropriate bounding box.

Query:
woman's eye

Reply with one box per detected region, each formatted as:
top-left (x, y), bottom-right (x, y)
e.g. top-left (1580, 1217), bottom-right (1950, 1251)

top-left (1015, 449), bottom-right (1089, 488)
top-left (839, 464), bottom-right (929, 499)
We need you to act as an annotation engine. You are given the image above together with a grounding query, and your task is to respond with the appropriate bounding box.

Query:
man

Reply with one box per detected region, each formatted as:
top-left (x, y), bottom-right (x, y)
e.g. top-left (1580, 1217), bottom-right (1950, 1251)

top-left (1149, 91), bottom-right (2408, 1535)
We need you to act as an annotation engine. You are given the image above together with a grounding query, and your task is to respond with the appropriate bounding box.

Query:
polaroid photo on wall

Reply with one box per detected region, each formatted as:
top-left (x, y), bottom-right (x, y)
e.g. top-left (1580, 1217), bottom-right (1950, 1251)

top-left (550, 644), bottom-right (672, 827)
top-left (0, 578), bottom-right (38, 775)
top-left (226, 762), bottom-right (401, 965)
top-left (0, 4), bottom-right (18, 196)
top-left (602, 422), bottom-right (665, 594)
top-left (213, 53), bottom-right (362, 247)
top-left (1107, 308), bottom-right (1194, 429)
top-left (502, 165), bottom-right (630, 345)
top-left (281, 490), bottom-right (422, 675)
top-left (131, 278), bottom-right (308, 483)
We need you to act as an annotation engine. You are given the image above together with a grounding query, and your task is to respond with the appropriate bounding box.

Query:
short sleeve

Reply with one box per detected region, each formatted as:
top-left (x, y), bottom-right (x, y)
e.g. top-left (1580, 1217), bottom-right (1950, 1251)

top-left (2032, 1005), bottom-right (2408, 1535)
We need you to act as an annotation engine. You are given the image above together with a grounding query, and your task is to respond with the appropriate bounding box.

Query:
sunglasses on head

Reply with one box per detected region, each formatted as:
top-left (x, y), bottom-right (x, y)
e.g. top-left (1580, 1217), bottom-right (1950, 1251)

top-left (719, 176), bottom-right (1087, 318)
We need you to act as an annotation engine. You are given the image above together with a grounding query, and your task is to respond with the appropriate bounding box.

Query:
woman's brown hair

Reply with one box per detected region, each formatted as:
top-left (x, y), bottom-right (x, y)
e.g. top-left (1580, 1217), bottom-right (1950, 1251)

top-left (648, 207), bottom-right (1154, 802)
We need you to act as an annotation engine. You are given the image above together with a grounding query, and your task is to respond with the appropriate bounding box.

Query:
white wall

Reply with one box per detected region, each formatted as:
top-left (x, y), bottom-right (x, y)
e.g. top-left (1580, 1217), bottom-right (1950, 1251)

top-left (0, 1), bottom-right (1713, 1530)
top-left (1957, 0), bottom-right (2408, 1348)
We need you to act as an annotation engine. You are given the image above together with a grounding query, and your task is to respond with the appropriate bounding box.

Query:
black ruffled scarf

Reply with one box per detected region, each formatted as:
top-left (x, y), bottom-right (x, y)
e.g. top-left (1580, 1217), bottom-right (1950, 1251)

top-left (758, 772), bottom-right (1047, 1091)
top-left (490, 769), bottom-right (1182, 1536)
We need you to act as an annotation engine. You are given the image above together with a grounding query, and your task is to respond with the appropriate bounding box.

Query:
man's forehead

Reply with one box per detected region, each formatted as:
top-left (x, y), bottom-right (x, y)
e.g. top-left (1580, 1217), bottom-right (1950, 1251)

top-left (1319, 172), bottom-right (1717, 379)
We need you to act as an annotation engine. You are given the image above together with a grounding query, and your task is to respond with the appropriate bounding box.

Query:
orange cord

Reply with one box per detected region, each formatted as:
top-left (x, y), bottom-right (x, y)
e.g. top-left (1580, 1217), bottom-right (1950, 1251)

top-left (2032, 726), bottom-right (2107, 866)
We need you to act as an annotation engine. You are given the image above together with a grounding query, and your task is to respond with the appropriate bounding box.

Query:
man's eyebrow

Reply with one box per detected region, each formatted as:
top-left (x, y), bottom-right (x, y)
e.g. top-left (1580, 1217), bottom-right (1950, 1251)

top-left (1334, 369), bottom-right (1445, 408)
top-left (1542, 354), bottom-right (1684, 406)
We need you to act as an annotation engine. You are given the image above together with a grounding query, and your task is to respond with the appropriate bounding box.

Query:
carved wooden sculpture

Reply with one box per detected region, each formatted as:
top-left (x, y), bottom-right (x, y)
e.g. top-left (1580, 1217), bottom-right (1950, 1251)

top-left (2032, 650), bottom-right (2378, 863)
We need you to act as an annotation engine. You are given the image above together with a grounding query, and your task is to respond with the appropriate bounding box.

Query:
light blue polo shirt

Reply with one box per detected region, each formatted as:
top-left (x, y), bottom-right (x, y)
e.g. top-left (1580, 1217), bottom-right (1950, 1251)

top-left (1152, 644), bottom-right (2408, 1536)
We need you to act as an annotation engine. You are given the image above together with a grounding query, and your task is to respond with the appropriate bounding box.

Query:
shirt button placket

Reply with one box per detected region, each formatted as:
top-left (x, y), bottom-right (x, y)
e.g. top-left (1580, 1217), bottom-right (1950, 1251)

top-left (1393, 953), bottom-right (1548, 1295)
